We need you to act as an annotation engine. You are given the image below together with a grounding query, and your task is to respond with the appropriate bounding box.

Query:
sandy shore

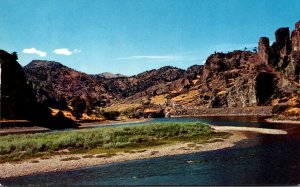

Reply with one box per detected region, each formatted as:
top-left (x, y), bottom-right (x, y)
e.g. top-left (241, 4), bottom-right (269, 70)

top-left (0, 118), bottom-right (150, 136)
top-left (0, 126), bottom-right (287, 179)
top-left (78, 118), bottom-right (151, 128)
top-left (265, 118), bottom-right (300, 125)
top-left (212, 125), bottom-right (287, 135)
top-left (0, 126), bottom-right (50, 135)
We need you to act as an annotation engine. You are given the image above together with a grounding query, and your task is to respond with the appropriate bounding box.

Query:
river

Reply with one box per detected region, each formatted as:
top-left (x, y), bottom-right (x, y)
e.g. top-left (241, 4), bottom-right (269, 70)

top-left (2, 116), bottom-right (300, 186)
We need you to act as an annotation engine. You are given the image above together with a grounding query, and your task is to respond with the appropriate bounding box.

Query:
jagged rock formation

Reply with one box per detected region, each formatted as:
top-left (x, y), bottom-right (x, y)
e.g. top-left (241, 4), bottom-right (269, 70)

top-left (258, 22), bottom-right (300, 82)
top-left (200, 20), bottom-right (300, 111)
top-left (254, 21), bottom-right (300, 108)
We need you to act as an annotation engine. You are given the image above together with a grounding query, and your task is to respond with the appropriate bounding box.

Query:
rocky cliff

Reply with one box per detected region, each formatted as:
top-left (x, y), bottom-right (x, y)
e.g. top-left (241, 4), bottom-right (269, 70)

top-left (0, 50), bottom-right (34, 119)
top-left (194, 20), bottom-right (300, 112)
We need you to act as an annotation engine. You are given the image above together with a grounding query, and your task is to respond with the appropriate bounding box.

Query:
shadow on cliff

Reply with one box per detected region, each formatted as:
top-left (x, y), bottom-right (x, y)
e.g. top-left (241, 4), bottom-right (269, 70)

top-left (25, 103), bottom-right (79, 129)
top-left (0, 50), bottom-right (78, 129)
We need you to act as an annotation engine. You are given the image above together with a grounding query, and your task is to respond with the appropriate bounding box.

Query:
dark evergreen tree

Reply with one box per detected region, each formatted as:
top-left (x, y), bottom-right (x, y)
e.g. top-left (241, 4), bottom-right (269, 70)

top-left (253, 47), bottom-right (258, 53)
top-left (11, 51), bottom-right (18, 60)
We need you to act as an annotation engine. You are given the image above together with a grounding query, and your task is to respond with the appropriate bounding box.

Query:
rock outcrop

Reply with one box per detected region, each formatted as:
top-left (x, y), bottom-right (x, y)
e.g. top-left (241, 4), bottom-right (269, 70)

top-left (0, 50), bottom-right (39, 120)
top-left (256, 24), bottom-right (300, 83)
top-left (285, 22), bottom-right (300, 81)
top-left (200, 50), bottom-right (262, 108)
top-left (273, 27), bottom-right (291, 69)
top-left (292, 21), bottom-right (300, 51)
top-left (258, 37), bottom-right (271, 65)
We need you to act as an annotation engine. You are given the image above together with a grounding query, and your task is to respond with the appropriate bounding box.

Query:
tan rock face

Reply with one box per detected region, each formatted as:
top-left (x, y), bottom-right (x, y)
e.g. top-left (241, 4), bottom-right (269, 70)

top-left (292, 21), bottom-right (300, 51)
top-left (258, 37), bottom-right (270, 65)
top-left (200, 51), bottom-right (264, 108)
top-left (227, 75), bottom-right (258, 108)
top-left (285, 51), bottom-right (300, 81)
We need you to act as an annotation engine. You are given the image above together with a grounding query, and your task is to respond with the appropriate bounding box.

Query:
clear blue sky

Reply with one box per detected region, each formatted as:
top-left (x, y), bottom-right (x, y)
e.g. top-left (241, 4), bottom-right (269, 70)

top-left (1, 0), bottom-right (300, 75)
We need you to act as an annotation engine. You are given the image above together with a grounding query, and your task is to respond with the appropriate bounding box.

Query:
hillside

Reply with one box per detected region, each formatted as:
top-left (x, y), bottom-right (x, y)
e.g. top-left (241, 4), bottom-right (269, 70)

top-left (22, 20), bottom-right (300, 120)
top-left (24, 60), bottom-right (108, 109)
top-left (24, 61), bottom-right (189, 110)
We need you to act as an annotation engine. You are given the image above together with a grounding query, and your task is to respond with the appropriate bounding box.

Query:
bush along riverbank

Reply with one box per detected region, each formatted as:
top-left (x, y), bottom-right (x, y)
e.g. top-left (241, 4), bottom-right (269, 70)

top-left (0, 122), bottom-right (228, 163)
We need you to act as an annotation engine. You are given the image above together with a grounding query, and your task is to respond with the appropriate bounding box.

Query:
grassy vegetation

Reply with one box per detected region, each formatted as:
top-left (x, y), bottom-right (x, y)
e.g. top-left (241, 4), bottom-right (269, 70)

top-left (101, 103), bottom-right (141, 113)
top-left (151, 94), bottom-right (168, 105)
top-left (0, 122), bottom-right (227, 162)
top-left (170, 90), bottom-right (199, 105)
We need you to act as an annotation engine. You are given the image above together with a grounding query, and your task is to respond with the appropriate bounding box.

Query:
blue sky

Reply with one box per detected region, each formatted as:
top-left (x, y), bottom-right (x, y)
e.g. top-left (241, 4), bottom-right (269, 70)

top-left (1, 0), bottom-right (300, 75)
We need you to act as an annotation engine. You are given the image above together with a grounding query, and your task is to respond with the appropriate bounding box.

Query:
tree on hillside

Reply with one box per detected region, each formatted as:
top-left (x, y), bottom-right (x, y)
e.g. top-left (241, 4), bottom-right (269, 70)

top-left (71, 97), bottom-right (86, 119)
top-left (85, 96), bottom-right (94, 116)
top-left (11, 51), bottom-right (18, 60)
top-left (253, 47), bottom-right (258, 53)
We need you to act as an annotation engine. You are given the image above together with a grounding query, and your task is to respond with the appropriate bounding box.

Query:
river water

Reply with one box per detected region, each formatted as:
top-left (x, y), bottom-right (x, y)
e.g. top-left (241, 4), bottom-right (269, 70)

top-left (2, 117), bottom-right (300, 186)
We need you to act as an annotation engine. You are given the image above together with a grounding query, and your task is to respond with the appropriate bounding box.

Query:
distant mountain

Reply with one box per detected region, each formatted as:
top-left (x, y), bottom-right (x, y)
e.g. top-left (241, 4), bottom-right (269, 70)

top-left (97, 72), bottom-right (127, 79)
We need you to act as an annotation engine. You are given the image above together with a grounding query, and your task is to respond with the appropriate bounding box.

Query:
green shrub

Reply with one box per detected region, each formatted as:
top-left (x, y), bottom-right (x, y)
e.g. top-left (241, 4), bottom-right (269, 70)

top-left (102, 111), bottom-right (120, 120)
